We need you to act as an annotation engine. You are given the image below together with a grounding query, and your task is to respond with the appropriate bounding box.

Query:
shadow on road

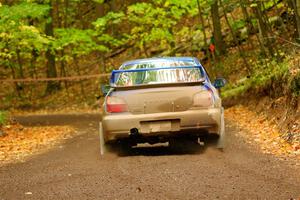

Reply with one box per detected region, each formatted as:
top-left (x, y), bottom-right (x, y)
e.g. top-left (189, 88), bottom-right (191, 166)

top-left (106, 138), bottom-right (222, 157)
top-left (15, 114), bottom-right (223, 157)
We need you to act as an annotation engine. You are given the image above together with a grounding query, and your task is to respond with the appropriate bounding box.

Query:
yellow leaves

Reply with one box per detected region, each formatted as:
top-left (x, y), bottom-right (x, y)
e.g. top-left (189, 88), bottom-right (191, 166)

top-left (9, 20), bottom-right (16, 26)
top-left (164, 1), bottom-right (170, 7)
top-left (0, 52), bottom-right (13, 59)
top-left (288, 54), bottom-right (300, 76)
top-left (225, 105), bottom-right (300, 160)
top-left (19, 40), bottom-right (29, 47)
top-left (0, 124), bottom-right (74, 165)
top-left (0, 32), bottom-right (12, 39)
top-left (19, 25), bottom-right (39, 33)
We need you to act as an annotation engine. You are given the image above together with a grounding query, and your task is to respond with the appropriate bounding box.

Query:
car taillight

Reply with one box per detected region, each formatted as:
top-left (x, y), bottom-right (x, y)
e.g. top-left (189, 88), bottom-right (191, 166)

top-left (193, 90), bottom-right (214, 107)
top-left (106, 96), bottom-right (128, 113)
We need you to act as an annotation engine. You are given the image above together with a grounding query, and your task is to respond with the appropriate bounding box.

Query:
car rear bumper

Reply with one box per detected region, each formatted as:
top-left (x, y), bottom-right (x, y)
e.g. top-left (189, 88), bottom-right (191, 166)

top-left (102, 108), bottom-right (222, 142)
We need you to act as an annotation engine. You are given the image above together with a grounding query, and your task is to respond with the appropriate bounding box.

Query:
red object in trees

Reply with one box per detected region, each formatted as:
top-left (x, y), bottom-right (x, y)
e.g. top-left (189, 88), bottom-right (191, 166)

top-left (209, 44), bottom-right (215, 53)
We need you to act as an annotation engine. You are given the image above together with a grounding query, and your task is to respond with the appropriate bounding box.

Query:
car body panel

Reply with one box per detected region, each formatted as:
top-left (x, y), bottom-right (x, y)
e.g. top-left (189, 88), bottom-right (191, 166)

top-left (109, 85), bottom-right (215, 114)
top-left (102, 107), bottom-right (221, 141)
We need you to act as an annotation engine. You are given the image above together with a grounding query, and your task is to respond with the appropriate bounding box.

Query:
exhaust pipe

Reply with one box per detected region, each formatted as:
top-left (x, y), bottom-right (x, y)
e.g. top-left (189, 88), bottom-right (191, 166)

top-left (130, 128), bottom-right (139, 137)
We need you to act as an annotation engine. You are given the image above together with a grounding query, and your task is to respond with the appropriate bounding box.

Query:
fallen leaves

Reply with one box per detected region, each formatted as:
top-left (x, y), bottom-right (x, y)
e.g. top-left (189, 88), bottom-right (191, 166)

top-left (25, 192), bottom-right (32, 195)
top-left (10, 107), bottom-right (100, 115)
top-left (225, 105), bottom-right (300, 160)
top-left (0, 123), bottom-right (74, 165)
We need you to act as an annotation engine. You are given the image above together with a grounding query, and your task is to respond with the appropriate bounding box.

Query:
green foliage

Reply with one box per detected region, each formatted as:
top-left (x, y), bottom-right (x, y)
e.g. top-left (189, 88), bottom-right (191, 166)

top-left (93, 11), bottom-right (127, 48)
top-left (262, 0), bottom-right (280, 10)
top-left (222, 59), bottom-right (290, 99)
top-left (93, 0), bottom-right (105, 3)
top-left (0, 2), bottom-right (50, 67)
top-left (127, 2), bottom-right (175, 50)
top-left (231, 19), bottom-right (246, 32)
top-left (93, 12), bottom-right (125, 32)
top-left (0, 1), bottom-right (124, 72)
top-left (54, 28), bottom-right (108, 57)
top-left (0, 111), bottom-right (7, 126)
top-left (123, 0), bottom-right (198, 54)
top-left (0, 2), bottom-right (50, 21)
top-left (1, 0), bottom-right (299, 110)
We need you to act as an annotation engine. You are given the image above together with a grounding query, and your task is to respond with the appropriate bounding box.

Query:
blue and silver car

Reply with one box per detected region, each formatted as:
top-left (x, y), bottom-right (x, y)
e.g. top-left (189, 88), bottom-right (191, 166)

top-left (99, 57), bottom-right (226, 154)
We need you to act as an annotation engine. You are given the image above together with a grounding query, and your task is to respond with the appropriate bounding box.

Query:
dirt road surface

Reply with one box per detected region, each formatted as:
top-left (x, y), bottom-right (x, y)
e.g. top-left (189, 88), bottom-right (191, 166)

top-left (0, 114), bottom-right (300, 200)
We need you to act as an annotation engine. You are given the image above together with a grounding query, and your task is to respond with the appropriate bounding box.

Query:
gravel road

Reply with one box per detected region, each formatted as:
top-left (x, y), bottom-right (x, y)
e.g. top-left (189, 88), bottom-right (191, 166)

top-left (0, 114), bottom-right (299, 200)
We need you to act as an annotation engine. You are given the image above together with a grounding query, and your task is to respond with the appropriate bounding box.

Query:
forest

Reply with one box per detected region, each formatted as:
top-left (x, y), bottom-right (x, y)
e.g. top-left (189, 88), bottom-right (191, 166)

top-left (0, 0), bottom-right (299, 120)
top-left (0, 0), bottom-right (300, 179)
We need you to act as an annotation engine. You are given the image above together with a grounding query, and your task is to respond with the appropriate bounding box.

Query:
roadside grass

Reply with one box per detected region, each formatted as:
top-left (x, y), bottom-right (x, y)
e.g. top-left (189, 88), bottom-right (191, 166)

top-left (222, 54), bottom-right (300, 147)
top-left (0, 111), bottom-right (7, 126)
top-left (222, 57), bottom-right (300, 99)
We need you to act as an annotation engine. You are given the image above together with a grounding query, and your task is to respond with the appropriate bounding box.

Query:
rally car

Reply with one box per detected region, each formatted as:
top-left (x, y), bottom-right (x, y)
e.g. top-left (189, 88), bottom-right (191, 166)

top-left (99, 57), bottom-right (226, 155)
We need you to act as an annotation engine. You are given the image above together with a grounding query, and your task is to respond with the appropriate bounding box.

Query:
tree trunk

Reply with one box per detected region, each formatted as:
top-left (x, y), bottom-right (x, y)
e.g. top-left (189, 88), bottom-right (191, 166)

top-left (95, 1), bottom-right (105, 18)
top-left (211, 0), bottom-right (226, 57)
top-left (30, 50), bottom-right (38, 78)
top-left (16, 49), bottom-right (24, 79)
top-left (197, 0), bottom-right (210, 60)
top-left (29, 19), bottom-right (38, 79)
top-left (45, 0), bottom-right (60, 94)
top-left (290, 0), bottom-right (300, 41)
top-left (220, 0), bottom-right (250, 73)
top-left (252, 2), bottom-right (274, 57)
top-left (64, 0), bottom-right (69, 28)
top-left (9, 64), bottom-right (21, 98)
top-left (239, 0), bottom-right (266, 54)
top-left (73, 56), bottom-right (86, 99)
top-left (16, 48), bottom-right (25, 97)
top-left (95, 0), bottom-right (107, 79)
top-left (60, 50), bottom-right (69, 90)
top-left (297, 0), bottom-right (300, 32)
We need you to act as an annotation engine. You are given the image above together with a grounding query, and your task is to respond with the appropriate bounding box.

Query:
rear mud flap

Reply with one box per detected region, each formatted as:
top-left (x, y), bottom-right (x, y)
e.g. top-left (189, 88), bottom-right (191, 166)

top-left (217, 107), bottom-right (225, 149)
top-left (99, 122), bottom-right (107, 156)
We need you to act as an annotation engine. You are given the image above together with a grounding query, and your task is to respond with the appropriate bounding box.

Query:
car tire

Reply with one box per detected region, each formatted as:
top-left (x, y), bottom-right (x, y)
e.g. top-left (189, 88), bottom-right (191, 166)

top-left (99, 122), bottom-right (107, 156)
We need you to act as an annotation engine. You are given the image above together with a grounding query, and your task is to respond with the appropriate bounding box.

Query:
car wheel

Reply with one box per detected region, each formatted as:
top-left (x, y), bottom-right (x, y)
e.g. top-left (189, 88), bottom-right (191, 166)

top-left (99, 122), bottom-right (107, 156)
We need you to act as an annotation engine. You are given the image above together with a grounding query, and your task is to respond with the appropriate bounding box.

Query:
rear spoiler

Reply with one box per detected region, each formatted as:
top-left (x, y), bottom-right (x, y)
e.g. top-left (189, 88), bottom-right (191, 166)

top-left (112, 81), bottom-right (205, 90)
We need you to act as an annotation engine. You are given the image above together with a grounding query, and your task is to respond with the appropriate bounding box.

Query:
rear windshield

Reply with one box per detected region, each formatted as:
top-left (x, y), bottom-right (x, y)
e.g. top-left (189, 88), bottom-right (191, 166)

top-left (122, 60), bottom-right (198, 70)
top-left (113, 67), bottom-right (204, 87)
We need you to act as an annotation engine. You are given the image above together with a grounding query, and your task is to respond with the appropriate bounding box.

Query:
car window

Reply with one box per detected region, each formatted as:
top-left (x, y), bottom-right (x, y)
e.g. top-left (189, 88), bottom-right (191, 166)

top-left (114, 67), bottom-right (204, 87)
top-left (122, 60), bottom-right (198, 70)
